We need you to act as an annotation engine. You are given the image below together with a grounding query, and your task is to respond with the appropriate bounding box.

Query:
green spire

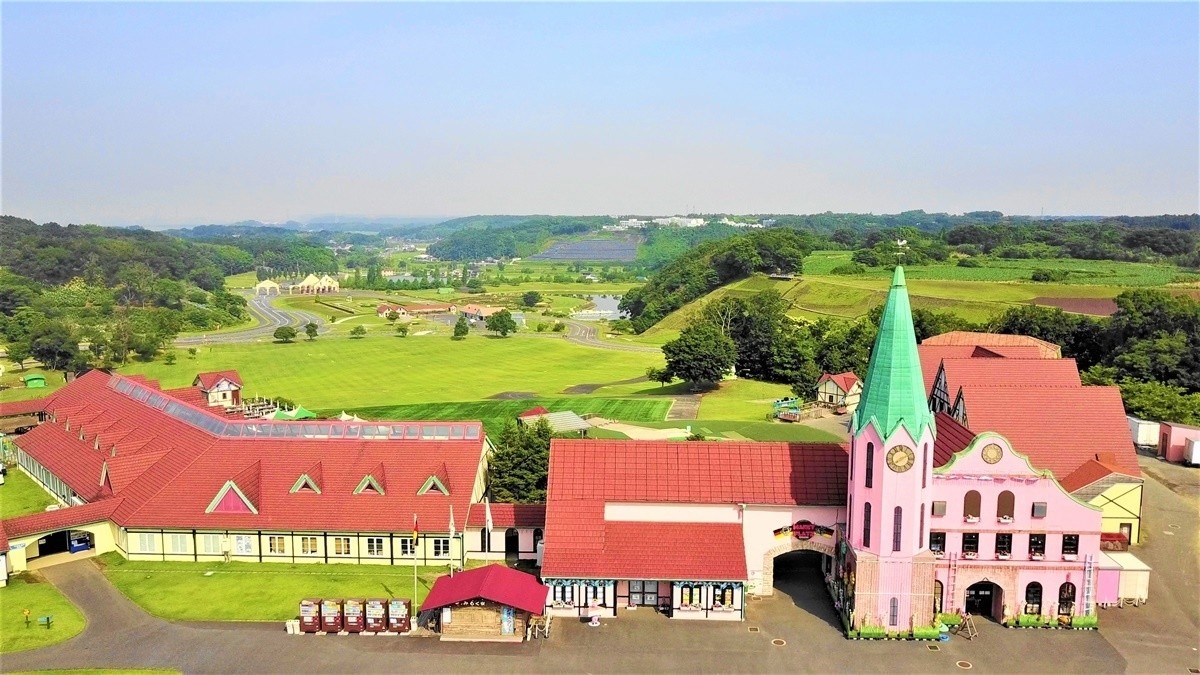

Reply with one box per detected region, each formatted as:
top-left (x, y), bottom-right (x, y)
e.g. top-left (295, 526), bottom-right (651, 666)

top-left (852, 266), bottom-right (934, 441)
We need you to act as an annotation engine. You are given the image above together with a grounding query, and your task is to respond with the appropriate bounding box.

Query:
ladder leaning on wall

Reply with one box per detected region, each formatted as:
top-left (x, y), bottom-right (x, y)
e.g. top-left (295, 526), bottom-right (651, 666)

top-left (945, 552), bottom-right (959, 612)
top-left (1081, 554), bottom-right (1095, 613)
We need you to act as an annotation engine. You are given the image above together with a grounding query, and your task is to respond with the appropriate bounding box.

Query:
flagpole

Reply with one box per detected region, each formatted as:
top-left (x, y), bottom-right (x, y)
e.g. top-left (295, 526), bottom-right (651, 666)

top-left (412, 513), bottom-right (418, 607)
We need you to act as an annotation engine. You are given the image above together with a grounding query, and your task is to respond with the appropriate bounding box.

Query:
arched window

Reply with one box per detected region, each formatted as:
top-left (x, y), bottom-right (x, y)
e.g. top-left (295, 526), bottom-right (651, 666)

top-left (865, 443), bottom-right (874, 488)
top-left (863, 502), bottom-right (872, 547)
top-left (933, 580), bottom-right (944, 614)
top-left (997, 491), bottom-right (1015, 520)
top-left (922, 444), bottom-right (929, 488)
top-left (888, 597), bottom-right (899, 626)
top-left (919, 506), bottom-right (925, 549)
top-left (892, 506), bottom-right (903, 552)
top-left (1025, 582), bottom-right (1043, 615)
top-left (1058, 583), bottom-right (1076, 616)
top-left (964, 490), bottom-right (981, 520)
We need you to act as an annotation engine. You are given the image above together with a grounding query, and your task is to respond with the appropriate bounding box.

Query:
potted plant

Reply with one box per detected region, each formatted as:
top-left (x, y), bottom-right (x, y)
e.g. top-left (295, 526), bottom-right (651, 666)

top-left (1031, 552), bottom-right (1045, 561)
top-left (998, 515), bottom-right (1014, 524)
top-left (963, 551), bottom-right (978, 559)
top-left (1062, 553), bottom-right (1078, 561)
top-left (997, 552), bottom-right (1011, 560)
top-left (964, 515), bottom-right (980, 523)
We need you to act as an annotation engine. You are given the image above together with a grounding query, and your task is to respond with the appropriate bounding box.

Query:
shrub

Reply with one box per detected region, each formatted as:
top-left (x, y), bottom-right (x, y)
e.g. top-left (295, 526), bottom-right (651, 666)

top-left (1071, 613), bottom-right (1099, 629)
top-left (551, 321), bottom-right (567, 333)
top-left (830, 262), bottom-right (867, 275)
top-left (912, 625), bottom-right (941, 640)
top-left (937, 612), bottom-right (962, 626)
top-left (956, 257), bottom-right (981, 268)
top-left (535, 322), bottom-right (549, 333)
top-left (1031, 268), bottom-right (1069, 282)
top-left (858, 625), bottom-right (887, 639)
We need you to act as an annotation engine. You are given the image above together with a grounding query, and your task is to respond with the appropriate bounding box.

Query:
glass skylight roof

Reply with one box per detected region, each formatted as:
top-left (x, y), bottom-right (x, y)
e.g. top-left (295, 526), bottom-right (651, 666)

top-left (107, 376), bottom-right (482, 442)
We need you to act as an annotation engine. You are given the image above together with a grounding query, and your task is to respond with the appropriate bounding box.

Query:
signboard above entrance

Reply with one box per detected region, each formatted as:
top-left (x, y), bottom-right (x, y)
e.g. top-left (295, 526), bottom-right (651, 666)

top-left (773, 520), bottom-right (835, 541)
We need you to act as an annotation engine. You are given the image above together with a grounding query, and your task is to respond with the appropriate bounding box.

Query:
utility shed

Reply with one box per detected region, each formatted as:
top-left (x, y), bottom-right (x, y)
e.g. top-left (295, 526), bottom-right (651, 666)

top-left (421, 564), bottom-right (549, 642)
top-left (517, 410), bottom-right (591, 435)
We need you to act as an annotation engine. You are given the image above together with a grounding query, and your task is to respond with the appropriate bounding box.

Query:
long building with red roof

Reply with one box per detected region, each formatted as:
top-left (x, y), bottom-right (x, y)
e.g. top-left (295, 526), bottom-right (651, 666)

top-left (1, 369), bottom-right (543, 580)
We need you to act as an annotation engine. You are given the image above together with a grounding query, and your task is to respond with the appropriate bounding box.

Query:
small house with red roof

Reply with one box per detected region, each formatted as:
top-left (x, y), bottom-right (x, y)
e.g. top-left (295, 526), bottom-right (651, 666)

top-left (193, 370), bottom-right (243, 408)
top-left (376, 303), bottom-right (407, 319)
top-left (420, 564), bottom-right (548, 641)
top-left (816, 372), bottom-right (861, 412)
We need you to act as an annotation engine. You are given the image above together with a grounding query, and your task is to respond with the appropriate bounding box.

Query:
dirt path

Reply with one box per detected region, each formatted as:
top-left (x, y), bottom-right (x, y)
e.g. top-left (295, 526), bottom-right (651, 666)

top-left (665, 395), bottom-right (702, 421)
top-left (589, 419), bottom-right (691, 440)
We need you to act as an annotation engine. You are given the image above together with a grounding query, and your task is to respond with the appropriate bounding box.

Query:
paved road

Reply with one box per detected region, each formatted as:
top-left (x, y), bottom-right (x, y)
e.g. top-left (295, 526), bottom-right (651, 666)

top-left (561, 320), bottom-right (659, 353)
top-left (174, 294), bottom-right (327, 346)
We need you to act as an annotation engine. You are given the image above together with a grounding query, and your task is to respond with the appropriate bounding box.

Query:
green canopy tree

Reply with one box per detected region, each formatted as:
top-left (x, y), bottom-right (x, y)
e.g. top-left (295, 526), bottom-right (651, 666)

top-left (485, 309), bottom-right (518, 337)
top-left (273, 326), bottom-right (297, 343)
top-left (304, 322), bottom-right (318, 341)
top-left (522, 291), bottom-right (543, 307)
top-left (662, 322), bottom-right (736, 390)
top-left (350, 325), bottom-right (367, 339)
top-left (453, 316), bottom-right (469, 340)
top-left (489, 418), bottom-right (554, 503)
top-left (395, 323), bottom-right (409, 337)
top-left (6, 341), bottom-right (31, 370)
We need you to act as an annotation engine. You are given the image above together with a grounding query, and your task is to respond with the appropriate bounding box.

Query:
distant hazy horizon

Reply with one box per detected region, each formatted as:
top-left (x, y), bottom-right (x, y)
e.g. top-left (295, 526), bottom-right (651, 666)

top-left (3, 3), bottom-right (1197, 228)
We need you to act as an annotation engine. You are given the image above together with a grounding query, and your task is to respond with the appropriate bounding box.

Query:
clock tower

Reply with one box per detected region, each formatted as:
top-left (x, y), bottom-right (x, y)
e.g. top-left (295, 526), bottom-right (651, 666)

top-left (844, 266), bottom-right (937, 631)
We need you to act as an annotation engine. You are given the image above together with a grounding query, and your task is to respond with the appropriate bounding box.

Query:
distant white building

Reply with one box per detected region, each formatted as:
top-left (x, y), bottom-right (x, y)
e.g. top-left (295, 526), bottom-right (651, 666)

top-left (651, 216), bottom-right (706, 228)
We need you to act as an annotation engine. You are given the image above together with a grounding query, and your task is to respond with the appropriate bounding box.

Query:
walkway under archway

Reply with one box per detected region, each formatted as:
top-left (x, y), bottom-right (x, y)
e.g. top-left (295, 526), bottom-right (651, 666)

top-left (759, 537), bottom-right (835, 596)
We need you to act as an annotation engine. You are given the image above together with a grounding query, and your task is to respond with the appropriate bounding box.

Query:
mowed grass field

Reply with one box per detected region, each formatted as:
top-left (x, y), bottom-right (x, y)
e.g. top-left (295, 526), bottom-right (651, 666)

top-left (1, 469), bottom-right (59, 519)
top-left (341, 397), bottom-right (671, 437)
top-left (98, 553), bottom-right (456, 621)
top-left (121, 333), bottom-right (661, 409)
top-left (0, 574), bottom-right (86, 653)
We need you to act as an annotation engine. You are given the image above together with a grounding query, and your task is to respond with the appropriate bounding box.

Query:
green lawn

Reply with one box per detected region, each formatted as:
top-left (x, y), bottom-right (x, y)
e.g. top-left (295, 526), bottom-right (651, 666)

top-left (629, 419), bottom-right (843, 442)
top-left (0, 367), bottom-right (61, 402)
top-left (339, 397), bottom-right (670, 438)
top-left (0, 574), bottom-right (86, 653)
top-left (223, 271), bottom-right (260, 289)
top-left (120, 333), bottom-right (661, 409)
top-left (1, 469), bottom-right (58, 519)
top-left (697, 379), bottom-right (794, 421)
top-left (98, 553), bottom-right (455, 621)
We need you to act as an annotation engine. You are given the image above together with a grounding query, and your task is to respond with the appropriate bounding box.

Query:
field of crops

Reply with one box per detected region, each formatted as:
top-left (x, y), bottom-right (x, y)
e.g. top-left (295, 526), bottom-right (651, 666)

top-left (528, 238), bottom-right (639, 262)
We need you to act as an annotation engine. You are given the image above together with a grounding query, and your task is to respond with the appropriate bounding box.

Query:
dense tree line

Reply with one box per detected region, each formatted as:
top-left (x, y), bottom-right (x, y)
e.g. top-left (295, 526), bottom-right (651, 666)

top-left (0, 216), bottom-right (250, 290)
top-left (619, 229), bottom-right (818, 333)
top-left (426, 216), bottom-right (616, 261)
top-left (488, 418), bottom-right (554, 503)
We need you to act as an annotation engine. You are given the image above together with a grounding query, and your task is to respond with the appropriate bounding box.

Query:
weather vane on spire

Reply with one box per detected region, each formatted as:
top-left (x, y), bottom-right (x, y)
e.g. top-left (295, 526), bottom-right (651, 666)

top-left (895, 238), bottom-right (908, 265)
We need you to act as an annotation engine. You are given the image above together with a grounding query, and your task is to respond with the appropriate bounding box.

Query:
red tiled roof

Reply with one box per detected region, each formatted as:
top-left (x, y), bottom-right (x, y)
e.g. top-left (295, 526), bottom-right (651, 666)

top-left (517, 406), bottom-right (550, 418)
top-left (959, 385), bottom-right (1140, 480)
top-left (541, 440), bottom-right (846, 581)
top-left (923, 331), bottom-right (1062, 358)
top-left (916, 344), bottom-right (1045, 394)
top-left (932, 412), bottom-right (975, 467)
top-left (466, 503), bottom-right (546, 528)
top-left (0, 523), bottom-right (7, 553)
top-left (400, 302), bottom-right (454, 313)
top-left (420, 564), bottom-right (549, 615)
top-left (194, 370), bottom-right (243, 390)
top-left (1060, 459), bottom-right (1140, 493)
top-left (0, 398), bottom-right (47, 417)
top-left (163, 386), bottom-right (210, 408)
top-left (818, 372), bottom-right (859, 393)
top-left (934, 358), bottom-right (1082, 397)
top-left (3, 499), bottom-right (123, 539)
top-left (7, 370), bottom-right (490, 536)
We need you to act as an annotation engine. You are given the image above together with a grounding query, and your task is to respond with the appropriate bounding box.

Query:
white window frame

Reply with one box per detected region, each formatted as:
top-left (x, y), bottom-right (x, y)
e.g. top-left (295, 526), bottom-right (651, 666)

top-left (332, 536), bottom-right (352, 556)
top-left (268, 536), bottom-right (287, 554)
top-left (366, 537), bottom-right (385, 557)
top-left (167, 533), bottom-right (189, 554)
top-left (137, 532), bottom-right (157, 553)
top-left (433, 538), bottom-right (450, 558)
top-left (300, 536), bottom-right (319, 555)
top-left (399, 537), bottom-right (415, 557)
top-left (200, 534), bottom-right (222, 555)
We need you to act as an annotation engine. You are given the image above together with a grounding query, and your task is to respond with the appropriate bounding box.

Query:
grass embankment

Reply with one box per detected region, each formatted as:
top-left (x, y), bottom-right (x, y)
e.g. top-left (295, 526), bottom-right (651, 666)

top-left (1, 469), bottom-right (58, 519)
top-left (121, 333), bottom-right (659, 410)
top-left (98, 553), bottom-right (458, 622)
top-left (341, 398), bottom-right (670, 437)
top-left (223, 271), bottom-right (259, 289)
top-left (0, 574), bottom-right (86, 653)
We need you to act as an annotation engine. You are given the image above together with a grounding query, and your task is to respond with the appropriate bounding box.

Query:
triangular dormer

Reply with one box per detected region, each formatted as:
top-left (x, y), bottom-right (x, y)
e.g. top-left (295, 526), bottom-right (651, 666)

top-left (929, 363), bottom-right (951, 413)
top-left (290, 474), bottom-right (322, 494)
top-left (291, 461), bottom-right (323, 494)
top-left (355, 463), bottom-right (387, 495)
top-left (951, 388), bottom-right (968, 427)
top-left (206, 480), bottom-right (259, 514)
top-left (418, 463), bottom-right (450, 495)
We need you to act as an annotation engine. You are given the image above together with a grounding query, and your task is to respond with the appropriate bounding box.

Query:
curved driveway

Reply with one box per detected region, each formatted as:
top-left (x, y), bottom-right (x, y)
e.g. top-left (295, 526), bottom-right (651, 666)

top-left (174, 294), bottom-right (327, 346)
top-left (561, 320), bottom-right (658, 353)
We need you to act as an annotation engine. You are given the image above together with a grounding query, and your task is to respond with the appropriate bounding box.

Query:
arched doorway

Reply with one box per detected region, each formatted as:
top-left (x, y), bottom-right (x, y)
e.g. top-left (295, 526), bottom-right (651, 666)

top-left (504, 528), bottom-right (519, 562)
top-left (760, 537), bottom-right (835, 596)
top-left (965, 581), bottom-right (1003, 620)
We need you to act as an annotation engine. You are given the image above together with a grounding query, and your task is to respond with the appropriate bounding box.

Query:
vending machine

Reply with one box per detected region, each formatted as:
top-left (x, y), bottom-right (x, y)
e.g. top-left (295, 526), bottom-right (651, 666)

top-left (343, 599), bottom-right (365, 633)
top-left (365, 598), bottom-right (387, 632)
top-left (299, 598), bottom-right (322, 633)
top-left (387, 598), bottom-right (412, 633)
top-left (320, 599), bottom-right (344, 633)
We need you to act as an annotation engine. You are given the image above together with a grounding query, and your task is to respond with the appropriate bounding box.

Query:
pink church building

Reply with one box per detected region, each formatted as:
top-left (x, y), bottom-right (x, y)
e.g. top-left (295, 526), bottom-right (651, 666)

top-left (542, 266), bottom-right (1136, 634)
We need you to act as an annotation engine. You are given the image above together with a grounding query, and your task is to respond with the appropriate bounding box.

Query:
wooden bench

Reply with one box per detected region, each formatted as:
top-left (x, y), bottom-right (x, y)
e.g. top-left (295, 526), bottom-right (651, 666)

top-left (37, 615), bottom-right (53, 629)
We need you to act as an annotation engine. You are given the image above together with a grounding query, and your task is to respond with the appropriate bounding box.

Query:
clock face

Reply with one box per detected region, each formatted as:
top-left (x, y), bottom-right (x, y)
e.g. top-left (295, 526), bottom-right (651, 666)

top-left (886, 445), bottom-right (916, 473)
top-left (982, 443), bottom-right (1004, 465)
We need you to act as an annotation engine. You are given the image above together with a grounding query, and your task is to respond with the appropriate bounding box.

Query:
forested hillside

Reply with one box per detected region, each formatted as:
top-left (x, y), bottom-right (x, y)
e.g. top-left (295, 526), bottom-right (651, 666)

top-left (0, 216), bottom-right (253, 290)
top-left (619, 229), bottom-right (818, 333)
top-left (425, 216), bottom-right (615, 260)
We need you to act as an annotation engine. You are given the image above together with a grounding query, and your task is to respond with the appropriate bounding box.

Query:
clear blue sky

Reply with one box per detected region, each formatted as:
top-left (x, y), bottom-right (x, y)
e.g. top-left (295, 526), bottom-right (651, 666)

top-left (3, 2), bottom-right (1197, 227)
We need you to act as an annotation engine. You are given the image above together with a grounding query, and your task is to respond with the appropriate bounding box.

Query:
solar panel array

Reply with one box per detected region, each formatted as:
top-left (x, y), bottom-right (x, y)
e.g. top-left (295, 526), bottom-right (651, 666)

top-left (528, 239), bottom-right (638, 262)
